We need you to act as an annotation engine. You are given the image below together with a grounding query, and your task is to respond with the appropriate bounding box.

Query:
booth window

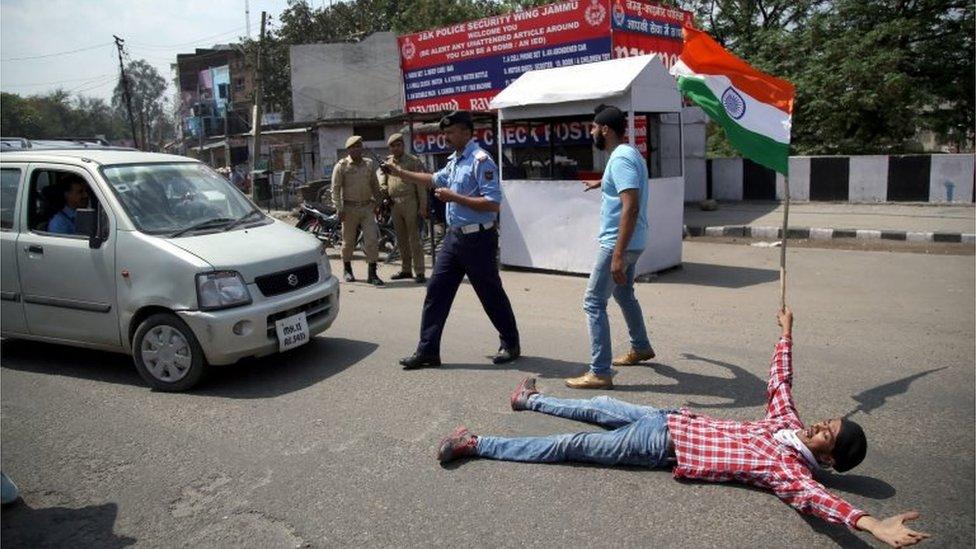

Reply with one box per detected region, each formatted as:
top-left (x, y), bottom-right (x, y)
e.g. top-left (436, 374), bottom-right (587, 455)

top-left (501, 113), bottom-right (682, 181)
top-left (500, 117), bottom-right (594, 181)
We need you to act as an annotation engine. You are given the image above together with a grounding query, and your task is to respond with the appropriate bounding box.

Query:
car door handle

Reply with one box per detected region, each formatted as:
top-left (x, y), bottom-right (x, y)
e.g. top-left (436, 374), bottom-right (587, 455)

top-left (24, 245), bottom-right (43, 255)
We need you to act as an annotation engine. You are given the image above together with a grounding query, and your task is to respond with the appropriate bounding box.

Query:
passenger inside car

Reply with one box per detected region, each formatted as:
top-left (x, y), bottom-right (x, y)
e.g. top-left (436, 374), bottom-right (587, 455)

top-left (46, 175), bottom-right (91, 235)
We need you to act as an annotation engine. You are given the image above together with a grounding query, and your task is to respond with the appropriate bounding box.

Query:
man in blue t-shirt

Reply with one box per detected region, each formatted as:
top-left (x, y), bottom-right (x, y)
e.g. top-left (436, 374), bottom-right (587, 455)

top-left (47, 176), bottom-right (90, 235)
top-left (566, 105), bottom-right (655, 390)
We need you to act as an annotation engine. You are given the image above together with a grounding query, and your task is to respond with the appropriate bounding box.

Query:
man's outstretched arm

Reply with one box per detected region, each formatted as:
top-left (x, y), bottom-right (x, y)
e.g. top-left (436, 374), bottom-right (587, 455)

top-left (386, 163), bottom-right (434, 189)
top-left (774, 474), bottom-right (930, 547)
top-left (766, 308), bottom-right (799, 420)
top-left (856, 513), bottom-right (931, 547)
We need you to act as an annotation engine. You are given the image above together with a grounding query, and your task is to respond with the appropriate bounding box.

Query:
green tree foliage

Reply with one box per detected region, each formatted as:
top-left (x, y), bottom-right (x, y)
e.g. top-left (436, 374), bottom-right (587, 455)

top-left (112, 59), bottom-right (174, 149)
top-left (687, 0), bottom-right (973, 155)
top-left (1, 90), bottom-right (127, 140)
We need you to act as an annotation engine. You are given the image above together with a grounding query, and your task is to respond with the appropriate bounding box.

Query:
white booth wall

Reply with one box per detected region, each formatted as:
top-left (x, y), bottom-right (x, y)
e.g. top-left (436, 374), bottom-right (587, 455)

top-left (492, 55), bottom-right (685, 276)
top-left (500, 176), bottom-right (684, 274)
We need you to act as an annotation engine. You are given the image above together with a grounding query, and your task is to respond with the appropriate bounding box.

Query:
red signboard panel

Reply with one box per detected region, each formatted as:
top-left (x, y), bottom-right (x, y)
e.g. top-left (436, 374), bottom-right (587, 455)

top-left (397, 0), bottom-right (693, 113)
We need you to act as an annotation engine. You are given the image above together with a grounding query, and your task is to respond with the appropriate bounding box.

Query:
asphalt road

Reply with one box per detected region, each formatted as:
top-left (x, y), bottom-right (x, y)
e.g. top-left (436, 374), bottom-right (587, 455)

top-left (2, 241), bottom-right (973, 548)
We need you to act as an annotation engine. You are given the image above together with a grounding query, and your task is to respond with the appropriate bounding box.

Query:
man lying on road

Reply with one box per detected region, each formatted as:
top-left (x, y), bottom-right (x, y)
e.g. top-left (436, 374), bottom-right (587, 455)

top-left (436, 308), bottom-right (931, 548)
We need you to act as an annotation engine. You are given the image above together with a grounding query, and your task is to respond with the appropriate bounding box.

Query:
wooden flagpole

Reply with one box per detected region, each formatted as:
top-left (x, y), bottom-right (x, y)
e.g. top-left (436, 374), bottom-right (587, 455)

top-left (779, 175), bottom-right (790, 311)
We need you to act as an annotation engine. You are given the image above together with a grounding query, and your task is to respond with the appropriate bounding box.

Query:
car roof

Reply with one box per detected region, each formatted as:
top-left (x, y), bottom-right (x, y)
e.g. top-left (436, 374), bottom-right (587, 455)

top-left (0, 149), bottom-right (201, 167)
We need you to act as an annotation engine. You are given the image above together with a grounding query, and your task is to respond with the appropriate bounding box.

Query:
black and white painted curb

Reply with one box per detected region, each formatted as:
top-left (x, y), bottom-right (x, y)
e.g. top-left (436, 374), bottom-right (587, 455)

top-left (685, 225), bottom-right (976, 243)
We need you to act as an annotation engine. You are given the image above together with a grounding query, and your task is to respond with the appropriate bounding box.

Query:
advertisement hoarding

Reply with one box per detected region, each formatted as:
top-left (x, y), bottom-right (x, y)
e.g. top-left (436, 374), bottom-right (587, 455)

top-left (610, 0), bottom-right (693, 68)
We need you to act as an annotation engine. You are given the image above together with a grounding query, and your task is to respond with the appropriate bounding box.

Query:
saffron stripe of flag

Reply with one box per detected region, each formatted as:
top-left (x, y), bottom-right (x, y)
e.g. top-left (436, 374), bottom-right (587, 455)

top-left (670, 26), bottom-right (795, 175)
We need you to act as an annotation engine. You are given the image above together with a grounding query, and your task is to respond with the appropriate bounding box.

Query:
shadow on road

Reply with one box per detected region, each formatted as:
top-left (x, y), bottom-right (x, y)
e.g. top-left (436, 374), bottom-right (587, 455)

top-left (800, 513), bottom-right (873, 548)
top-left (1, 501), bottom-right (136, 548)
top-left (199, 337), bottom-right (376, 398)
top-left (816, 470), bottom-right (896, 500)
top-left (844, 367), bottom-right (948, 418)
top-left (656, 262), bottom-right (779, 289)
top-left (0, 337), bottom-right (376, 398)
top-left (614, 353), bottom-right (767, 409)
top-left (441, 353), bottom-right (766, 409)
top-left (0, 339), bottom-right (140, 386)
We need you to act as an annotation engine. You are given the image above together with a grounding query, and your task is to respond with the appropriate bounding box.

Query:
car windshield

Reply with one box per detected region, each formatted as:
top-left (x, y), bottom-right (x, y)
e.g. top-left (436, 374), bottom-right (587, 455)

top-left (101, 162), bottom-right (261, 235)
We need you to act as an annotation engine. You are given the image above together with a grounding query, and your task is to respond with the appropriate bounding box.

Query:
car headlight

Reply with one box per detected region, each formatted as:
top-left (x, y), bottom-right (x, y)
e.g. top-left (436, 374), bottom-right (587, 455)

top-left (196, 271), bottom-right (252, 310)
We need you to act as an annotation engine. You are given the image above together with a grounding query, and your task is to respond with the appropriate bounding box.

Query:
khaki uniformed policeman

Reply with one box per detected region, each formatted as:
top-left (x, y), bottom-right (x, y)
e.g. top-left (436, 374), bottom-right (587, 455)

top-left (332, 135), bottom-right (385, 286)
top-left (381, 133), bottom-right (428, 283)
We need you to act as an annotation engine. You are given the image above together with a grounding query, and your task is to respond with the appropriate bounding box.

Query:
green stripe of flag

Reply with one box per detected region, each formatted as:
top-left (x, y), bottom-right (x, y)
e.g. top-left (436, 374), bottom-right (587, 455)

top-left (677, 76), bottom-right (790, 175)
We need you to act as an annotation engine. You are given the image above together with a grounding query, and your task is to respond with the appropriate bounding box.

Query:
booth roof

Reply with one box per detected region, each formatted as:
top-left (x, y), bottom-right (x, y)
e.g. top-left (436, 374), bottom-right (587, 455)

top-left (489, 54), bottom-right (681, 115)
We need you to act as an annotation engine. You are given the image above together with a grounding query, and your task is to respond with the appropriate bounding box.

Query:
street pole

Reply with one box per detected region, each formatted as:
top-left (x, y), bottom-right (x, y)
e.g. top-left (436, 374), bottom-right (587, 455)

top-left (250, 10), bottom-right (267, 201)
top-left (113, 35), bottom-right (139, 150)
top-left (779, 175), bottom-right (790, 311)
top-left (223, 100), bottom-right (231, 168)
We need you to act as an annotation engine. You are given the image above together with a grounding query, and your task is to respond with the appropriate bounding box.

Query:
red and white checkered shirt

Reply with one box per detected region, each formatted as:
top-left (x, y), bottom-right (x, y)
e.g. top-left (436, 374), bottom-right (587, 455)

top-left (667, 337), bottom-right (866, 529)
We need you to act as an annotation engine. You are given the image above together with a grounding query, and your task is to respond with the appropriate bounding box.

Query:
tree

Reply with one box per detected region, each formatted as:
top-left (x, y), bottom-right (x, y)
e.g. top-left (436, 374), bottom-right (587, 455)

top-left (112, 59), bottom-right (171, 150)
top-left (1, 91), bottom-right (128, 140)
top-left (684, 0), bottom-right (974, 155)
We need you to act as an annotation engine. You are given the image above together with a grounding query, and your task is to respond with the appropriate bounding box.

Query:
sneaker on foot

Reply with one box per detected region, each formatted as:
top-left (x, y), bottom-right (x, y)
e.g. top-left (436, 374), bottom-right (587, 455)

top-left (565, 371), bottom-right (614, 389)
top-left (612, 346), bottom-right (656, 366)
top-left (390, 271), bottom-right (413, 280)
top-left (510, 377), bottom-right (538, 411)
top-left (437, 426), bottom-right (478, 463)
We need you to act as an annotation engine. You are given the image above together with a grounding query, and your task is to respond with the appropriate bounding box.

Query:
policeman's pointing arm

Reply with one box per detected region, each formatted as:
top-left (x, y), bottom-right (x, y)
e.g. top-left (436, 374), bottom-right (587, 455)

top-left (386, 163), bottom-right (434, 189)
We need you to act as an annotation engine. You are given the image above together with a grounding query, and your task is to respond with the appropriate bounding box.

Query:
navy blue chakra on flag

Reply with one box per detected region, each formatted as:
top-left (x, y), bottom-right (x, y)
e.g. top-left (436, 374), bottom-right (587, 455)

top-left (721, 87), bottom-right (747, 120)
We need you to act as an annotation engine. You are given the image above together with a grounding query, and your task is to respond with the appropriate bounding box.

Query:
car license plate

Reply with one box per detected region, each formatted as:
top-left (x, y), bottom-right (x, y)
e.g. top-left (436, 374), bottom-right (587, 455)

top-left (275, 312), bottom-right (309, 352)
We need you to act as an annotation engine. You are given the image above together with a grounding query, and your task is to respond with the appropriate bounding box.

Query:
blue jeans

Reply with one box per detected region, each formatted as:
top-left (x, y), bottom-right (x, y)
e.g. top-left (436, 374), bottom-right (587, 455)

top-left (476, 395), bottom-right (674, 467)
top-left (584, 246), bottom-right (652, 375)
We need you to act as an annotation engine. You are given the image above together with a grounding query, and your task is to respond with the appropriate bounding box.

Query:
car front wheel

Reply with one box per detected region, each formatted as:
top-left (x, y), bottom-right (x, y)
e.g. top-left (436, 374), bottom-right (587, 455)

top-left (132, 313), bottom-right (207, 391)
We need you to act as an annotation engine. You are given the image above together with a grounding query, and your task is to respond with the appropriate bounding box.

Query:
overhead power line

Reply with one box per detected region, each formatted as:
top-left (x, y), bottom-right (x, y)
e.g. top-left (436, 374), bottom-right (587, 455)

top-left (1, 42), bottom-right (114, 62)
top-left (127, 25), bottom-right (248, 50)
top-left (1, 73), bottom-right (116, 88)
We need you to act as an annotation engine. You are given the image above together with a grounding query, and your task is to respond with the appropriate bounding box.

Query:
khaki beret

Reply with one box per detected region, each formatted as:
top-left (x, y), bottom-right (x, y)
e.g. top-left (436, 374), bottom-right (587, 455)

top-left (345, 135), bottom-right (363, 148)
top-left (387, 132), bottom-right (404, 146)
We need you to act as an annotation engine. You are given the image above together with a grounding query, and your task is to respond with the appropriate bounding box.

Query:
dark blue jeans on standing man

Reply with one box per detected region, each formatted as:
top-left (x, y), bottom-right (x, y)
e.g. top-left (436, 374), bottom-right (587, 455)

top-left (416, 226), bottom-right (519, 357)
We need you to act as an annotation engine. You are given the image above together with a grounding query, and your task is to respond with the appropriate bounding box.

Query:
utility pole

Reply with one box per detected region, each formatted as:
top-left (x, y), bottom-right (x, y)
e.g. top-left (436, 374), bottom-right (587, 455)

top-left (245, 0), bottom-right (251, 38)
top-left (250, 10), bottom-right (267, 200)
top-left (113, 35), bottom-right (139, 150)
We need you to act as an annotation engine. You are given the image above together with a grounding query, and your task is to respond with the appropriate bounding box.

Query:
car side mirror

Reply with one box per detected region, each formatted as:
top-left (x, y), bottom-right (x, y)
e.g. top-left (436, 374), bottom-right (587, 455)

top-left (75, 208), bottom-right (103, 249)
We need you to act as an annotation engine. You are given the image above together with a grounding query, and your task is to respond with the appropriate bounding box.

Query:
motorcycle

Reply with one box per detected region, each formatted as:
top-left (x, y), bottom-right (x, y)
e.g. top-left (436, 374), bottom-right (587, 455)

top-left (295, 201), bottom-right (342, 248)
top-left (296, 198), bottom-right (398, 262)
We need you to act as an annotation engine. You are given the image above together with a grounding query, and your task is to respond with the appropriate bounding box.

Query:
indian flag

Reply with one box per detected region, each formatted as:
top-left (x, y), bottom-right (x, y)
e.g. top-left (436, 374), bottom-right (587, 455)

top-left (670, 26), bottom-right (795, 175)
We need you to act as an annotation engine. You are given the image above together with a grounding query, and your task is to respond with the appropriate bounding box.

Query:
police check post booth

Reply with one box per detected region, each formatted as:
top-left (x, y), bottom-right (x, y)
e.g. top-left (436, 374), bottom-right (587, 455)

top-left (489, 54), bottom-right (684, 275)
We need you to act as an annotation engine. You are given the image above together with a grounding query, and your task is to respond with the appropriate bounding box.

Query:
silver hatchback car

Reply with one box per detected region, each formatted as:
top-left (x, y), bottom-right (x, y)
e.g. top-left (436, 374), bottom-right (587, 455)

top-left (0, 149), bottom-right (340, 391)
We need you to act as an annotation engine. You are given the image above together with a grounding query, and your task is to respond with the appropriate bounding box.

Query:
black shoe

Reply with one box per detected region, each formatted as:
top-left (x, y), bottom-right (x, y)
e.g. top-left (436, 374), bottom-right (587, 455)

top-left (399, 352), bottom-right (441, 370)
top-left (343, 261), bottom-right (355, 282)
top-left (390, 271), bottom-right (413, 280)
top-left (492, 346), bottom-right (521, 364)
top-left (367, 263), bottom-right (385, 286)
top-left (414, 274), bottom-right (426, 284)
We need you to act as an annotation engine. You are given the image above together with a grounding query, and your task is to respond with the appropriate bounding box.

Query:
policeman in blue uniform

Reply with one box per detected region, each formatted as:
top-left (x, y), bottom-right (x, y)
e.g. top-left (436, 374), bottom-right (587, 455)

top-left (386, 111), bottom-right (521, 369)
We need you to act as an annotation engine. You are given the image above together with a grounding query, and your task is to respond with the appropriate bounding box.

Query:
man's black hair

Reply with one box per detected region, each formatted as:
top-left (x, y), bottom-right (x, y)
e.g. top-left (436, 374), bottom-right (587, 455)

top-left (594, 104), bottom-right (627, 136)
top-left (832, 419), bottom-right (867, 472)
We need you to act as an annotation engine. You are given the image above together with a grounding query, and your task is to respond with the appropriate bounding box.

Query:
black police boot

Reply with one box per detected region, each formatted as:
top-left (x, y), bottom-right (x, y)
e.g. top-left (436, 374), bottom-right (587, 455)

top-left (367, 263), bottom-right (385, 286)
top-left (492, 346), bottom-right (521, 364)
top-left (343, 261), bottom-right (355, 282)
top-left (399, 352), bottom-right (441, 370)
